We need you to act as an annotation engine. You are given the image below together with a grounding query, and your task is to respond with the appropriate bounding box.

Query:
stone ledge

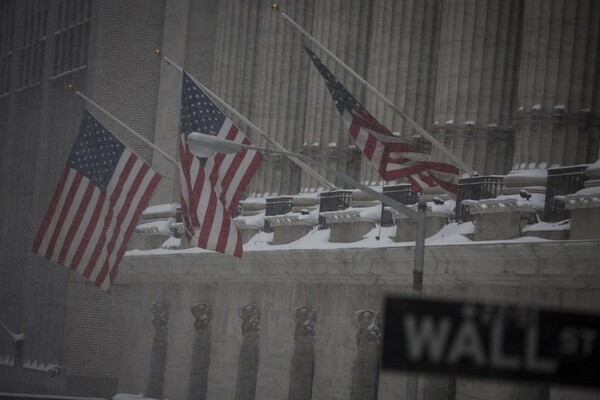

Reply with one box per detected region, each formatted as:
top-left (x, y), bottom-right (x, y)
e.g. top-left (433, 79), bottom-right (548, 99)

top-left (555, 193), bottom-right (600, 210)
top-left (120, 241), bottom-right (600, 288)
top-left (462, 198), bottom-right (537, 214)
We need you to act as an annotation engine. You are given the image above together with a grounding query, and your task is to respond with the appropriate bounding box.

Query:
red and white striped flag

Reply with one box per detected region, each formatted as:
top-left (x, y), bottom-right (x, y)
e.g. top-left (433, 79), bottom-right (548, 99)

top-left (179, 72), bottom-right (262, 257)
top-left (32, 111), bottom-right (161, 292)
top-left (303, 45), bottom-right (459, 195)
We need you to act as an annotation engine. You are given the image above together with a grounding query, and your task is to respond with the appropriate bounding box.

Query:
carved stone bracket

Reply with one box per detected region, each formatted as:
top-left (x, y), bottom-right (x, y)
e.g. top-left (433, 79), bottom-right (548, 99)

top-left (191, 303), bottom-right (213, 331)
top-left (293, 306), bottom-right (317, 340)
top-left (354, 310), bottom-right (382, 346)
top-left (239, 304), bottom-right (261, 335)
top-left (151, 300), bottom-right (170, 330)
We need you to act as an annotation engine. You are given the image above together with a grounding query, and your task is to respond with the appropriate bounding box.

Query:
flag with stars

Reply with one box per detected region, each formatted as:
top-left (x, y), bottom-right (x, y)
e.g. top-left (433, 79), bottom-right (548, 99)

top-left (179, 72), bottom-right (262, 257)
top-left (303, 45), bottom-right (459, 195)
top-left (32, 111), bottom-right (161, 292)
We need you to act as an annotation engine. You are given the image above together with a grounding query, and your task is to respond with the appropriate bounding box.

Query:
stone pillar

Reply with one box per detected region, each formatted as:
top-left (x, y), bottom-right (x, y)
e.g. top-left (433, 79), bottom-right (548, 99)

top-left (432, 0), bottom-right (521, 176)
top-left (235, 304), bottom-right (261, 400)
top-left (289, 306), bottom-right (317, 400)
top-left (247, 1), bottom-right (316, 197)
top-left (364, 0), bottom-right (442, 185)
top-left (301, 0), bottom-right (374, 191)
top-left (147, 300), bottom-right (170, 399)
top-left (187, 303), bottom-right (213, 400)
top-left (350, 310), bottom-right (381, 400)
top-left (152, 0), bottom-right (220, 205)
top-left (510, 0), bottom-right (600, 191)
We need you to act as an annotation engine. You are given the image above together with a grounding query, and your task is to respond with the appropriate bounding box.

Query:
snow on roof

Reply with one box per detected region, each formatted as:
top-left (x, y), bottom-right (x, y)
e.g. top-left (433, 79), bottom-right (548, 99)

top-left (135, 219), bottom-right (173, 235)
top-left (113, 394), bottom-right (158, 400)
top-left (142, 203), bottom-right (179, 216)
top-left (126, 218), bottom-right (565, 258)
top-left (507, 168), bottom-right (548, 178)
top-left (521, 220), bottom-right (570, 232)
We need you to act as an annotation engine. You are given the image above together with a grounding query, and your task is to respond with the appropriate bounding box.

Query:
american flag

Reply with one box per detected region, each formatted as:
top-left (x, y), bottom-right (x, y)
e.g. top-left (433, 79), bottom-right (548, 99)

top-left (179, 72), bottom-right (262, 257)
top-left (304, 46), bottom-right (459, 195)
top-left (32, 111), bottom-right (161, 292)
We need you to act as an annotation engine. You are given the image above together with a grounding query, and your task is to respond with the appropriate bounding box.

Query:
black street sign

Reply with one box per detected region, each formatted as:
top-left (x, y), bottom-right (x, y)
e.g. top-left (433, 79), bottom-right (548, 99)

top-left (382, 296), bottom-right (600, 388)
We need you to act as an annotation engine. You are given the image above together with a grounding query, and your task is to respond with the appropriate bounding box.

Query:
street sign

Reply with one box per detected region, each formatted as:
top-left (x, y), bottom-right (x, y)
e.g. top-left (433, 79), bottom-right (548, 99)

top-left (382, 296), bottom-right (600, 388)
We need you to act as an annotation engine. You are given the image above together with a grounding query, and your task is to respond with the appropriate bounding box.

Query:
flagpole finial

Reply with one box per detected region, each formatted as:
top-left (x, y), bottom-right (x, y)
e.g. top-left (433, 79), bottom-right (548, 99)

top-left (271, 3), bottom-right (279, 12)
top-left (67, 84), bottom-right (74, 92)
top-left (154, 49), bottom-right (161, 56)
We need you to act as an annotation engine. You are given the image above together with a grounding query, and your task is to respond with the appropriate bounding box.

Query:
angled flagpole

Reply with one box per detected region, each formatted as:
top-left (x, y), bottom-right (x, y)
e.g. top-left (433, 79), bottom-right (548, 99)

top-left (278, 9), bottom-right (477, 177)
top-left (162, 56), bottom-right (337, 190)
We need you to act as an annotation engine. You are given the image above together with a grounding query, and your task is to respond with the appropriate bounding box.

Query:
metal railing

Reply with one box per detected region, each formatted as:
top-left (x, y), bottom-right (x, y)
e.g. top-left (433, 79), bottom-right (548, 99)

top-left (380, 184), bottom-right (419, 227)
top-left (544, 165), bottom-right (589, 222)
top-left (455, 176), bottom-right (505, 222)
top-left (318, 190), bottom-right (353, 228)
top-left (264, 196), bottom-right (294, 232)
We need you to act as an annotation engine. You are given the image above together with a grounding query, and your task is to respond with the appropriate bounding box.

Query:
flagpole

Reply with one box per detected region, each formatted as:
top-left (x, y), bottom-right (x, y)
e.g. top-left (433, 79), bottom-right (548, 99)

top-left (278, 10), bottom-right (477, 177)
top-left (73, 89), bottom-right (180, 167)
top-left (162, 57), bottom-right (338, 190)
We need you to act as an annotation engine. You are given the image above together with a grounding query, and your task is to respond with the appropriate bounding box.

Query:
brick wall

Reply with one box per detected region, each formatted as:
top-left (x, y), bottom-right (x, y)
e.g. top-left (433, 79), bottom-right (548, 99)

top-left (62, 278), bottom-right (128, 386)
top-left (86, 0), bottom-right (166, 165)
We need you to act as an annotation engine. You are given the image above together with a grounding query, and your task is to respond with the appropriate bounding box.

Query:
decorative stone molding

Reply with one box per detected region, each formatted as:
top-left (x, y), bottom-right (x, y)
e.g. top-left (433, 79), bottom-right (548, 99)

top-left (239, 304), bottom-right (261, 334)
top-left (150, 300), bottom-right (170, 329)
top-left (264, 214), bottom-right (315, 228)
top-left (321, 210), bottom-right (376, 224)
top-left (461, 198), bottom-right (537, 214)
top-left (354, 310), bottom-right (382, 346)
top-left (555, 193), bottom-right (600, 210)
top-left (293, 306), bottom-right (317, 340)
top-left (191, 303), bottom-right (212, 331)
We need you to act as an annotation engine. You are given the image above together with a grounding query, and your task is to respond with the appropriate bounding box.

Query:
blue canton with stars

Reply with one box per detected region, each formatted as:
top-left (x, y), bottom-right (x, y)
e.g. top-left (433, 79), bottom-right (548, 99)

top-left (180, 72), bottom-right (227, 138)
top-left (67, 111), bottom-right (126, 192)
top-left (303, 45), bottom-right (362, 116)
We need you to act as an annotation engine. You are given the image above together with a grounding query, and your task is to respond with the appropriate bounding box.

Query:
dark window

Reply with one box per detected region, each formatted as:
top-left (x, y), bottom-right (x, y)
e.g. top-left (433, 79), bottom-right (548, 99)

top-left (52, 0), bottom-right (90, 76)
top-left (18, 0), bottom-right (47, 89)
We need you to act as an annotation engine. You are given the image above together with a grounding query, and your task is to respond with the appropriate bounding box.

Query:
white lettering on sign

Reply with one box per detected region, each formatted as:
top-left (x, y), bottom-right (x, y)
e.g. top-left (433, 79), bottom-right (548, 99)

top-left (490, 322), bottom-right (520, 369)
top-left (525, 326), bottom-right (557, 373)
top-left (560, 327), bottom-right (599, 356)
top-left (401, 313), bottom-right (574, 374)
top-left (403, 315), bottom-right (452, 362)
top-left (446, 319), bottom-right (486, 366)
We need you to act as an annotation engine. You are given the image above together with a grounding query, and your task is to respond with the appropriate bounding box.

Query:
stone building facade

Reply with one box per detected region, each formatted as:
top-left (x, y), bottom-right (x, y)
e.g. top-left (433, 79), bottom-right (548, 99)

top-left (1, 0), bottom-right (600, 399)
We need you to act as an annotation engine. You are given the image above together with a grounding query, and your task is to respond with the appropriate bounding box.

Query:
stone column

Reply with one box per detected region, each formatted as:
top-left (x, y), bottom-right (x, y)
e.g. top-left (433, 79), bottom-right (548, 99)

top-left (431, 0), bottom-right (521, 176)
top-left (147, 300), bottom-right (170, 399)
top-left (363, 0), bottom-right (442, 185)
top-left (152, 0), bottom-right (220, 205)
top-left (187, 303), bottom-right (213, 400)
top-left (301, 0), bottom-right (374, 191)
top-left (247, 1), bottom-right (316, 197)
top-left (350, 310), bottom-right (381, 400)
top-left (235, 304), bottom-right (261, 400)
top-left (509, 0), bottom-right (600, 192)
top-left (289, 306), bottom-right (317, 400)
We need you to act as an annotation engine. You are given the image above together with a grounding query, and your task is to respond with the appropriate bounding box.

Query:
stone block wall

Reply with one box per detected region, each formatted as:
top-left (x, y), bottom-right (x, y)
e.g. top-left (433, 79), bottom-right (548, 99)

top-left (61, 278), bottom-right (128, 398)
top-left (110, 241), bottom-right (600, 400)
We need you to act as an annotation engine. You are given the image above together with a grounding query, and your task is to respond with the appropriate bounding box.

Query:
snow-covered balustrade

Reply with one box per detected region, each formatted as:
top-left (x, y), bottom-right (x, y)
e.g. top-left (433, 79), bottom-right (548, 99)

top-left (392, 201), bottom-right (454, 242)
top-left (322, 206), bottom-right (378, 243)
top-left (128, 203), bottom-right (180, 251)
top-left (554, 160), bottom-right (600, 239)
top-left (461, 197), bottom-right (539, 241)
top-left (264, 211), bottom-right (318, 245)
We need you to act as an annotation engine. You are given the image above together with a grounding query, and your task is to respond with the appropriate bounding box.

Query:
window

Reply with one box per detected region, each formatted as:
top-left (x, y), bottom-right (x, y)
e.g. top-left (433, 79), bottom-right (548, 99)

top-left (18, 0), bottom-right (47, 89)
top-left (0, 0), bottom-right (15, 94)
top-left (52, 0), bottom-right (90, 76)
